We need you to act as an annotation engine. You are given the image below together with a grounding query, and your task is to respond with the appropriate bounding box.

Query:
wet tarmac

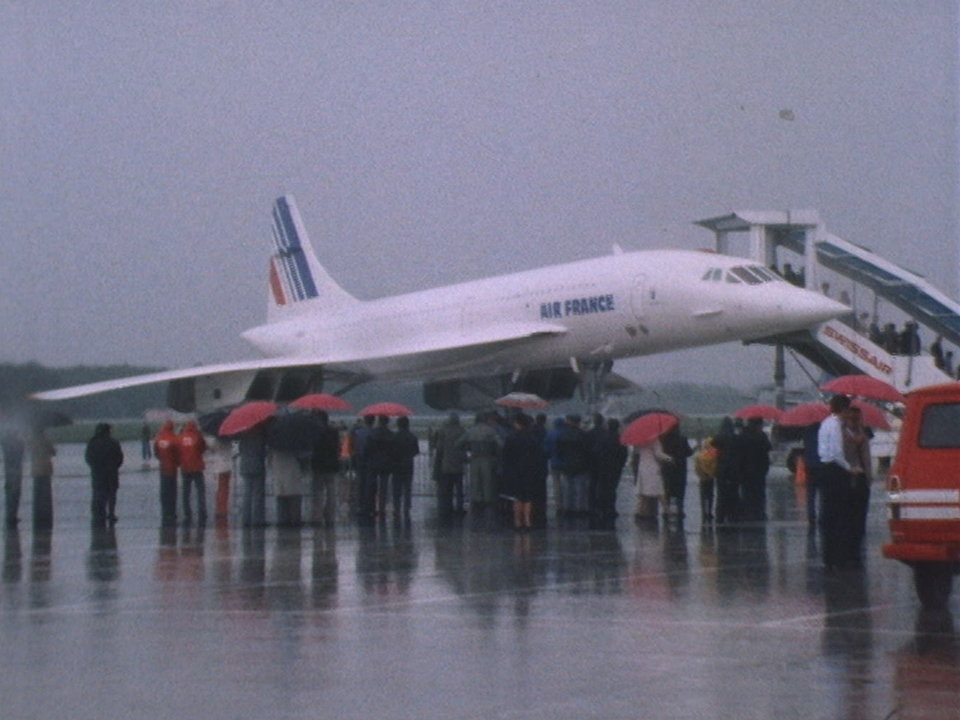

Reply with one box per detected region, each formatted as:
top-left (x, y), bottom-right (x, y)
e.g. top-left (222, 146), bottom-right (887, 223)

top-left (2, 442), bottom-right (959, 720)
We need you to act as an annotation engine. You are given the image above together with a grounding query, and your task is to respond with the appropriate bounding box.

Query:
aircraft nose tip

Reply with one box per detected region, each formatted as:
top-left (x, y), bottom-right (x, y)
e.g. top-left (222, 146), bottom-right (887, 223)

top-left (792, 292), bottom-right (849, 324)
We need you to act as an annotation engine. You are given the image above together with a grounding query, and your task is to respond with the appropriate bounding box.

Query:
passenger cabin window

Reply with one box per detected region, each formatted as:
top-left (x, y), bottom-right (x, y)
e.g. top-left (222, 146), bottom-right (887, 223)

top-left (918, 403), bottom-right (960, 448)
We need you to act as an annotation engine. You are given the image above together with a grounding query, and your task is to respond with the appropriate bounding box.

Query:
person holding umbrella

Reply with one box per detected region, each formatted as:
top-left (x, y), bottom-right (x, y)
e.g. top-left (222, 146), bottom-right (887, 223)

top-left (817, 394), bottom-right (855, 571)
top-left (218, 401), bottom-right (279, 527)
top-left (621, 412), bottom-right (676, 521)
top-left (632, 438), bottom-right (671, 521)
top-left (501, 413), bottom-right (546, 531)
top-left (362, 415), bottom-right (396, 521)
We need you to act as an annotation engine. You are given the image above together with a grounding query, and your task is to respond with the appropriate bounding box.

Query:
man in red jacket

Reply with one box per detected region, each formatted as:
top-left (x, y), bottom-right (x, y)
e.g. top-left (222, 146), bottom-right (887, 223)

top-left (178, 420), bottom-right (207, 526)
top-left (153, 421), bottom-right (180, 527)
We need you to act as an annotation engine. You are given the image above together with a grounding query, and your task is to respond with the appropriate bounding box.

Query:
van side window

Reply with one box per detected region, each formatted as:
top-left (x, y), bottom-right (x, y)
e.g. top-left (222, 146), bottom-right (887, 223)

top-left (919, 403), bottom-right (960, 448)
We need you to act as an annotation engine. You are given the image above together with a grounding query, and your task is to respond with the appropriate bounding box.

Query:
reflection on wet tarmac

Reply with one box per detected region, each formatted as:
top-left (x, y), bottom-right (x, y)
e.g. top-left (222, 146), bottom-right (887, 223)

top-left (0, 444), bottom-right (958, 719)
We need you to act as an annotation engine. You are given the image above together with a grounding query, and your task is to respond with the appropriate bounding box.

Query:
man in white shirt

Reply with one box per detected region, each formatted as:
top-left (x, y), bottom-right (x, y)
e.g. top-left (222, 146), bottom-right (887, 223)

top-left (817, 394), bottom-right (854, 571)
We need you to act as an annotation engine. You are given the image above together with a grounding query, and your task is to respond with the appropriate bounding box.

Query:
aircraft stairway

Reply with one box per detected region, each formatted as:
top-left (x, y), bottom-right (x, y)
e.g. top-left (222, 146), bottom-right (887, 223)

top-left (786, 319), bottom-right (954, 390)
top-left (697, 210), bottom-right (960, 395)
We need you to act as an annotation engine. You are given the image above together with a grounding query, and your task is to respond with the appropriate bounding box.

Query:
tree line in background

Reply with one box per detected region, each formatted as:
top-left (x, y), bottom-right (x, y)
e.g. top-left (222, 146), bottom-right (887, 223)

top-left (0, 361), bottom-right (749, 422)
top-left (0, 362), bottom-right (166, 420)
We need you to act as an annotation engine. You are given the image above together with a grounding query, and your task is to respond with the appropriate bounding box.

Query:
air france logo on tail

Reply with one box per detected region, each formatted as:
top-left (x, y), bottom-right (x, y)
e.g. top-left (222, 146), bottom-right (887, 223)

top-left (270, 197), bottom-right (319, 306)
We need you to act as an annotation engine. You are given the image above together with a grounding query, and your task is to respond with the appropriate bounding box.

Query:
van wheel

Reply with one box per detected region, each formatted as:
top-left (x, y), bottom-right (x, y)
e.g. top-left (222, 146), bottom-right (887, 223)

top-left (912, 563), bottom-right (954, 610)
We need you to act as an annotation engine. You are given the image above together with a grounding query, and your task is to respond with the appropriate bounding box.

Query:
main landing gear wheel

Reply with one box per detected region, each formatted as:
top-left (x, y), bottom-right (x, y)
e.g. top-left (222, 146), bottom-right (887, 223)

top-left (911, 562), bottom-right (955, 610)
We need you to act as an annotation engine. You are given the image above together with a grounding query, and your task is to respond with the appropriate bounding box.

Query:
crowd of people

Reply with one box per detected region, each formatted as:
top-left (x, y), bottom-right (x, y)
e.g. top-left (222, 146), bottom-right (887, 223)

top-left (1, 398), bottom-right (877, 576)
top-left (431, 411), bottom-right (629, 530)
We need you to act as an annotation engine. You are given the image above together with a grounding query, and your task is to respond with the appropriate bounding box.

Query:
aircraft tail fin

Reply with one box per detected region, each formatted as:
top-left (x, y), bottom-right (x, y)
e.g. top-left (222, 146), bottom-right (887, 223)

top-left (267, 194), bottom-right (359, 322)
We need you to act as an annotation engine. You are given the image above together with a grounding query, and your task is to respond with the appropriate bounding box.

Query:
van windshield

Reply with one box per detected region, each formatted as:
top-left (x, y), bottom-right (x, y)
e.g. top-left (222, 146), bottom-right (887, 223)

top-left (919, 403), bottom-right (960, 448)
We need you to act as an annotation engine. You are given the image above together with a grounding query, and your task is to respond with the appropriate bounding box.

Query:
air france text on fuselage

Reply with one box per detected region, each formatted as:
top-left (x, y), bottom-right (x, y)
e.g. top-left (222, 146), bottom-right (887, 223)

top-left (540, 294), bottom-right (616, 320)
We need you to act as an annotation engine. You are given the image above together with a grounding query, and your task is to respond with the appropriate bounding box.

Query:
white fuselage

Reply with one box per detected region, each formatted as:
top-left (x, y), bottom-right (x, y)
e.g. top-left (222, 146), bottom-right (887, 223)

top-left (241, 249), bottom-right (844, 381)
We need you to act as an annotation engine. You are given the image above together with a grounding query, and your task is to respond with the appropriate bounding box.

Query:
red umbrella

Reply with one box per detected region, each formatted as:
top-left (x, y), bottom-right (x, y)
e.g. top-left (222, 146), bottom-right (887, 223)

top-left (218, 401), bottom-right (279, 436)
top-left (289, 393), bottom-right (352, 412)
top-left (359, 401), bottom-right (412, 417)
top-left (820, 374), bottom-right (905, 403)
top-left (779, 400), bottom-right (891, 430)
top-left (733, 404), bottom-right (784, 422)
top-left (495, 392), bottom-right (549, 409)
top-left (620, 412), bottom-right (678, 446)
top-left (851, 399), bottom-right (892, 431)
top-left (778, 402), bottom-right (830, 427)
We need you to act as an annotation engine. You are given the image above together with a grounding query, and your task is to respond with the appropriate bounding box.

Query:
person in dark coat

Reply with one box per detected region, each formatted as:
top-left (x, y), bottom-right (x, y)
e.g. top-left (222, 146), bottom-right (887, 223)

top-left (392, 416), bottom-right (420, 520)
top-left (309, 411), bottom-right (341, 526)
top-left (556, 415), bottom-right (592, 516)
top-left (738, 418), bottom-right (772, 521)
top-left (434, 413), bottom-right (467, 520)
top-left (712, 417), bottom-right (741, 524)
top-left (362, 415), bottom-right (396, 520)
top-left (84, 423), bottom-right (124, 526)
top-left (593, 418), bottom-right (629, 519)
top-left (530, 413), bottom-right (550, 526)
top-left (238, 426), bottom-right (268, 527)
top-left (660, 425), bottom-right (693, 519)
top-left (584, 413), bottom-right (605, 513)
top-left (543, 417), bottom-right (566, 515)
top-left (501, 414), bottom-right (547, 531)
top-left (802, 422), bottom-right (822, 528)
top-left (2, 429), bottom-right (25, 527)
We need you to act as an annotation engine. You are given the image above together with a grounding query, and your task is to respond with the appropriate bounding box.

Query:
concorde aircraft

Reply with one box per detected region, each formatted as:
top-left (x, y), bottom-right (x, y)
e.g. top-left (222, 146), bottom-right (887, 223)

top-left (33, 195), bottom-right (847, 411)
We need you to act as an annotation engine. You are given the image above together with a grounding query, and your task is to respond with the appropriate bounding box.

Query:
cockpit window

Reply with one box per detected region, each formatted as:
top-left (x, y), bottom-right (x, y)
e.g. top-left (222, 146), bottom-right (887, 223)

top-left (751, 266), bottom-right (779, 282)
top-left (701, 268), bottom-right (725, 282)
top-left (730, 266), bottom-right (762, 285)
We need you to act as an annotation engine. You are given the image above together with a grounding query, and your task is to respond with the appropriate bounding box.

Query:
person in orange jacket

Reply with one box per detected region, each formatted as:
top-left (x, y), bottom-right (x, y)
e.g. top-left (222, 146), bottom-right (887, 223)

top-left (153, 420), bottom-right (180, 526)
top-left (178, 420), bottom-right (207, 525)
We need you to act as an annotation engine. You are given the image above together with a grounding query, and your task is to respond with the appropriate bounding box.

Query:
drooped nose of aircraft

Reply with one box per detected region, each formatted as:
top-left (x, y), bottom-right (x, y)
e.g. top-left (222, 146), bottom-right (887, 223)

top-left (777, 285), bottom-right (850, 328)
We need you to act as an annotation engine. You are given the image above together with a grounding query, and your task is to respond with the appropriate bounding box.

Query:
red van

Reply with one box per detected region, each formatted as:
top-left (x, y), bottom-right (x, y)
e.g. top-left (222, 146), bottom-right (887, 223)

top-left (883, 382), bottom-right (960, 609)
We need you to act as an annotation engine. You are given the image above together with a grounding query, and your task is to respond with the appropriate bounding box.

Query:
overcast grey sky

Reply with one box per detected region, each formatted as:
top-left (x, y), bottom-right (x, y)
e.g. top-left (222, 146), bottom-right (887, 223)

top-left (2, 1), bottom-right (957, 393)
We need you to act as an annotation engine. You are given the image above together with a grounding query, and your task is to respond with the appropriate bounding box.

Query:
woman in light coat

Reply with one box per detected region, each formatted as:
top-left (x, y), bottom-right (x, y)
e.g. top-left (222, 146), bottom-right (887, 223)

top-left (633, 439), bottom-right (671, 519)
